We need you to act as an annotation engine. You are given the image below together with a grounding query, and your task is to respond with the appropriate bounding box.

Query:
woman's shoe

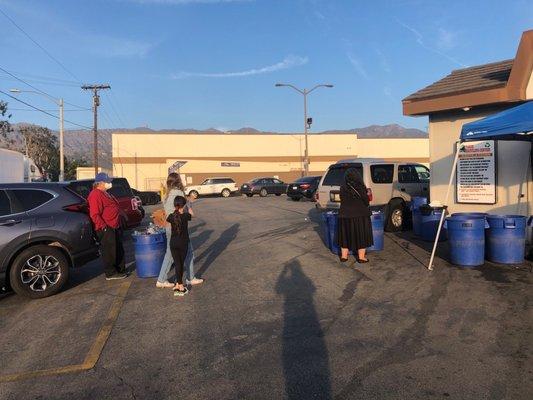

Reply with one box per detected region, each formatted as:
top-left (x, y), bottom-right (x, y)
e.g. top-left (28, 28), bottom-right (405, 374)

top-left (186, 278), bottom-right (204, 285)
top-left (156, 280), bottom-right (174, 288)
top-left (339, 257), bottom-right (349, 262)
top-left (356, 258), bottom-right (369, 263)
top-left (173, 287), bottom-right (189, 297)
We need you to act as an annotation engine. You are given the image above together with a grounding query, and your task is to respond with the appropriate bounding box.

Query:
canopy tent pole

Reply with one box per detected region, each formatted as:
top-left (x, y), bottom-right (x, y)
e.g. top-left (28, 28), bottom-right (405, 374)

top-left (427, 141), bottom-right (462, 270)
top-left (516, 143), bottom-right (532, 215)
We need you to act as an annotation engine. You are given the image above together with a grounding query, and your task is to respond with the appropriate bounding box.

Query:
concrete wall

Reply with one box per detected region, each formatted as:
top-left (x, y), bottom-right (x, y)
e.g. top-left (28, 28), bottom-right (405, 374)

top-left (429, 107), bottom-right (531, 215)
top-left (112, 132), bottom-right (430, 190)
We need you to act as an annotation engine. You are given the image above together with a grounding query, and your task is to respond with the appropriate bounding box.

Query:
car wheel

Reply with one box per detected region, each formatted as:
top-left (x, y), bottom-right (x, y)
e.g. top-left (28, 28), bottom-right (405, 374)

top-left (275, 193), bottom-right (282, 196)
top-left (386, 201), bottom-right (404, 232)
top-left (259, 188), bottom-right (268, 197)
top-left (10, 245), bottom-right (69, 299)
top-left (291, 197), bottom-right (301, 201)
top-left (221, 188), bottom-right (231, 198)
top-left (245, 193), bottom-right (253, 197)
top-left (189, 190), bottom-right (199, 199)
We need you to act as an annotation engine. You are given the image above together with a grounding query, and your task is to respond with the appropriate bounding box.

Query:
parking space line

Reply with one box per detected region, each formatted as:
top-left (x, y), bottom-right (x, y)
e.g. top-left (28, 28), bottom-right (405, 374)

top-left (0, 280), bottom-right (132, 384)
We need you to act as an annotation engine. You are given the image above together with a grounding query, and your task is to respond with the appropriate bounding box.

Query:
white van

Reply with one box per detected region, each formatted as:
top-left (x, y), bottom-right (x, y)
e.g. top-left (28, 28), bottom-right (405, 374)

top-left (316, 159), bottom-right (430, 231)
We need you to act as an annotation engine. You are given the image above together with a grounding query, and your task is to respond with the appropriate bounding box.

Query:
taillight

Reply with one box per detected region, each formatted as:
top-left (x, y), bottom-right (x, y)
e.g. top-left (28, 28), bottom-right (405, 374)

top-left (315, 192), bottom-right (319, 201)
top-left (300, 184), bottom-right (311, 189)
top-left (367, 188), bottom-right (373, 202)
top-left (131, 197), bottom-right (142, 210)
top-left (63, 203), bottom-right (88, 213)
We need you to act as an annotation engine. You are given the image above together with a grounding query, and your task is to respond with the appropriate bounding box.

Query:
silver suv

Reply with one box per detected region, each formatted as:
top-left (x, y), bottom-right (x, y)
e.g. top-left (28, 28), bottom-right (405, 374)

top-left (316, 159), bottom-right (430, 231)
top-left (185, 177), bottom-right (239, 199)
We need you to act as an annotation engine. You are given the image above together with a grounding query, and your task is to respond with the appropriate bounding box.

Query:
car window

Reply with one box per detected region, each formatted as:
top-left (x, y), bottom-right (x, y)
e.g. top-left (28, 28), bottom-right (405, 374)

top-left (414, 165), bottom-right (430, 181)
top-left (273, 179), bottom-right (282, 184)
top-left (9, 189), bottom-right (54, 213)
top-left (398, 165), bottom-right (418, 183)
top-left (67, 181), bottom-right (93, 199)
top-left (217, 178), bottom-right (235, 184)
top-left (202, 179), bottom-right (212, 185)
top-left (109, 179), bottom-right (132, 198)
top-left (371, 164), bottom-right (394, 184)
top-left (323, 165), bottom-right (363, 186)
top-left (0, 190), bottom-right (11, 216)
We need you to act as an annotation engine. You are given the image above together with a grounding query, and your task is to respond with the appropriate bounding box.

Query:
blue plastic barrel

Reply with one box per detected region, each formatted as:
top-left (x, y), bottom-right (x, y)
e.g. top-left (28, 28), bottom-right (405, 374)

top-left (367, 211), bottom-right (384, 251)
top-left (445, 217), bottom-right (487, 267)
top-left (420, 206), bottom-right (447, 242)
top-left (326, 211), bottom-right (340, 254)
top-left (410, 196), bottom-right (428, 211)
top-left (321, 212), bottom-right (331, 250)
top-left (412, 209), bottom-right (423, 236)
top-left (133, 232), bottom-right (167, 278)
top-left (451, 212), bottom-right (487, 219)
top-left (486, 215), bottom-right (526, 264)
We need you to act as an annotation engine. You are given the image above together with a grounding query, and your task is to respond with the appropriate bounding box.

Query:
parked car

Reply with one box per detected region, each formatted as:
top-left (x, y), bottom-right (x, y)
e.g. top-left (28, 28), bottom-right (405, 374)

top-left (67, 177), bottom-right (143, 229)
top-left (316, 159), bottom-right (430, 231)
top-left (132, 189), bottom-right (161, 206)
top-left (0, 183), bottom-right (99, 298)
top-left (286, 176), bottom-right (322, 201)
top-left (240, 177), bottom-right (288, 197)
top-left (185, 177), bottom-right (239, 199)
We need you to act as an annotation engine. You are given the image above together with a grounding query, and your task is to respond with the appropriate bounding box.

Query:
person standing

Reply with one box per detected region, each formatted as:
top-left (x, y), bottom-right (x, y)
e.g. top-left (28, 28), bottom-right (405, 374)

top-left (337, 168), bottom-right (373, 263)
top-left (88, 173), bottom-right (128, 280)
top-left (156, 172), bottom-right (203, 288)
top-left (167, 196), bottom-right (192, 296)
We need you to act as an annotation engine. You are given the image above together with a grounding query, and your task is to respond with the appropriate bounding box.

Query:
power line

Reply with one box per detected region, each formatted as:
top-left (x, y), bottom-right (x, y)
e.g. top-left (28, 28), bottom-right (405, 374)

top-left (0, 74), bottom-right (80, 88)
top-left (104, 91), bottom-right (126, 127)
top-left (0, 89), bottom-right (91, 129)
top-left (8, 107), bottom-right (91, 112)
top-left (0, 7), bottom-right (81, 83)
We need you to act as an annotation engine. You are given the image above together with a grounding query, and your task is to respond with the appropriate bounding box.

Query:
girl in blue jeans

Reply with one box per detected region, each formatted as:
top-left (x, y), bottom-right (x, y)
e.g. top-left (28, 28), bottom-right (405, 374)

top-left (156, 173), bottom-right (204, 288)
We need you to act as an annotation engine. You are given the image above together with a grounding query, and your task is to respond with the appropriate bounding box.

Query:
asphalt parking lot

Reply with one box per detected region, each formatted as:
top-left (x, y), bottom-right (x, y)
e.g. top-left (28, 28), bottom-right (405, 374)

top-left (1, 195), bottom-right (532, 400)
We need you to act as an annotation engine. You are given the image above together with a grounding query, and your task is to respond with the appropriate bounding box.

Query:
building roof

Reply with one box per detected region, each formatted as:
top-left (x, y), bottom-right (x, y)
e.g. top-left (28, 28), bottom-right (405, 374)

top-left (403, 59), bottom-right (513, 102)
top-left (403, 30), bottom-right (533, 116)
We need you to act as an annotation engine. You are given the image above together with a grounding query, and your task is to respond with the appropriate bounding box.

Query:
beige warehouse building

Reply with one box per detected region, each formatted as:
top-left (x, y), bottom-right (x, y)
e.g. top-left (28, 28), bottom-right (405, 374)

top-left (403, 29), bottom-right (533, 216)
top-left (112, 132), bottom-right (429, 191)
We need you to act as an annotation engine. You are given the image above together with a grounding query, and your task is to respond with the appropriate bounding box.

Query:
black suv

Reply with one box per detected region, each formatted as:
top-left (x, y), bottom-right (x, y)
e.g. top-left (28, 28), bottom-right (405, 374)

top-left (0, 183), bottom-right (99, 298)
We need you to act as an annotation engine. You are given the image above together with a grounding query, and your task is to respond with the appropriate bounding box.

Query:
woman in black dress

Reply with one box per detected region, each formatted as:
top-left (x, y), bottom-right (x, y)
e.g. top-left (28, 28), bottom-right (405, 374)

top-left (337, 168), bottom-right (373, 263)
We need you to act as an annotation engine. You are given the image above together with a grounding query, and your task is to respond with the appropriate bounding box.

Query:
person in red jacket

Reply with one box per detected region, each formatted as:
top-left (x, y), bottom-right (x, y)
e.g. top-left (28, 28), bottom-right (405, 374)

top-left (88, 173), bottom-right (128, 280)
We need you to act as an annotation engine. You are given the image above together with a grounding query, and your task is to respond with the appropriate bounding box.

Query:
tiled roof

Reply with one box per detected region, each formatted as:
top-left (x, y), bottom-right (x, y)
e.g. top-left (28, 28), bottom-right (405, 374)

top-left (404, 59), bottom-right (514, 101)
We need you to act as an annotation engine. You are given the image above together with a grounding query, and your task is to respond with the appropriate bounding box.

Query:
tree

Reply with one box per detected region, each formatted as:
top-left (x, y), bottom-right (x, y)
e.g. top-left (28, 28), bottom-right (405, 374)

top-left (64, 157), bottom-right (89, 181)
top-left (0, 101), bottom-right (12, 145)
top-left (18, 125), bottom-right (60, 180)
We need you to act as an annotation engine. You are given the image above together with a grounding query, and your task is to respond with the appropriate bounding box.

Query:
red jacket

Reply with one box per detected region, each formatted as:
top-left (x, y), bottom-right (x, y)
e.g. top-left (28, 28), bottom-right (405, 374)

top-left (87, 188), bottom-right (121, 230)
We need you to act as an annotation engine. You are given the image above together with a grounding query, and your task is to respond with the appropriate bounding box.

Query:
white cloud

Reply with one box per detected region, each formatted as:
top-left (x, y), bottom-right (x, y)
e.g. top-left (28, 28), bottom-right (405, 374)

top-left (396, 19), bottom-right (467, 67)
top-left (171, 55), bottom-right (308, 79)
top-left (347, 53), bottom-right (369, 80)
top-left (123, 0), bottom-right (251, 4)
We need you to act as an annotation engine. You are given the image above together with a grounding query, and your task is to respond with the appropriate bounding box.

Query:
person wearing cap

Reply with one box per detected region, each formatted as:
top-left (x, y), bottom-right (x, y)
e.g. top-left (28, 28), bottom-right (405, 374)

top-left (87, 173), bottom-right (128, 280)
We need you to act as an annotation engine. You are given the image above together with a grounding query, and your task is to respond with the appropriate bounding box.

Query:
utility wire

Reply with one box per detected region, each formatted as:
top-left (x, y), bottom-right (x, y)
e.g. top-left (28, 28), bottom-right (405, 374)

top-left (0, 89), bottom-right (91, 129)
top-left (0, 7), bottom-right (81, 83)
top-left (9, 107), bottom-right (91, 112)
top-left (104, 91), bottom-right (126, 127)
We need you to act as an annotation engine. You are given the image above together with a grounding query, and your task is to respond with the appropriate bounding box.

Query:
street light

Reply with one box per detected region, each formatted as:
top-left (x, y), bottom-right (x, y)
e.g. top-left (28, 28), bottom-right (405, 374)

top-left (10, 89), bottom-right (65, 181)
top-left (275, 83), bottom-right (333, 176)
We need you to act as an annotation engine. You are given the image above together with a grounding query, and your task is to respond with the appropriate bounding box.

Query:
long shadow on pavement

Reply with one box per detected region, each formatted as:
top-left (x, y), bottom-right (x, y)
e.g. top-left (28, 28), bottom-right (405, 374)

top-left (275, 259), bottom-right (331, 400)
top-left (195, 223), bottom-right (239, 278)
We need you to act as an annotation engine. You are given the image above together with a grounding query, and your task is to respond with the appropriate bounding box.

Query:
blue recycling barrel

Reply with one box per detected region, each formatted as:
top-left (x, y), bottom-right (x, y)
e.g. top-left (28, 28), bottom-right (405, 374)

top-left (412, 209), bottom-right (423, 236)
top-left (325, 211), bottom-right (340, 254)
top-left (445, 216), bottom-right (487, 267)
top-left (485, 215), bottom-right (526, 264)
top-left (410, 196), bottom-right (428, 211)
top-left (420, 205), bottom-right (447, 242)
top-left (321, 212), bottom-right (331, 250)
top-left (367, 211), bottom-right (384, 251)
top-left (133, 231), bottom-right (167, 278)
top-left (451, 212), bottom-right (487, 219)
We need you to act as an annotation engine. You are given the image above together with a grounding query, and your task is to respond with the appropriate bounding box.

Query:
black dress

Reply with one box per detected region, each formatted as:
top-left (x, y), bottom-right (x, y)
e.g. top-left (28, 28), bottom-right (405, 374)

top-left (166, 212), bottom-right (191, 285)
top-left (337, 184), bottom-right (373, 251)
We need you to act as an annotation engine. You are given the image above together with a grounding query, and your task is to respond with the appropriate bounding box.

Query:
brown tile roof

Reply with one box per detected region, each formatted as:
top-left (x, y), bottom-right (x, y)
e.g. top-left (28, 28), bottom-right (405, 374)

top-left (404, 59), bottom-right (514, 102)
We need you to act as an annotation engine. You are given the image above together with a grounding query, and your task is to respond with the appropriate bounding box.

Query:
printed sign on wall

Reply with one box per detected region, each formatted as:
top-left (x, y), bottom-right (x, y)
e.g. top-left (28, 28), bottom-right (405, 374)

top-left (456, 140), bottom-right (496, 204)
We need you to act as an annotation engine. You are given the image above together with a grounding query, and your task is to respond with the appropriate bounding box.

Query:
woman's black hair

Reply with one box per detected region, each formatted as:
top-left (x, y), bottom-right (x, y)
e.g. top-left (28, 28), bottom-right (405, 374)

top-left (171, 196), bottom-right (187, 234)
top-left (344, 168), bottom-right (366, 198)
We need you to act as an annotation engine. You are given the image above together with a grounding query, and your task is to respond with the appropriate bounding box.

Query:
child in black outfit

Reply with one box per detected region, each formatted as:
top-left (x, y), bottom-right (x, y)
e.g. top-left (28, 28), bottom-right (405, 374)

top-left (166, 195), bottom-right (193, 297)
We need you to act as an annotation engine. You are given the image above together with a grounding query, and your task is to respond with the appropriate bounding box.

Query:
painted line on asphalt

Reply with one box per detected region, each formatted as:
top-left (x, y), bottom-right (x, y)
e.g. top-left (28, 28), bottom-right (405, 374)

top-left (0, 279), bottom-right (132, 384)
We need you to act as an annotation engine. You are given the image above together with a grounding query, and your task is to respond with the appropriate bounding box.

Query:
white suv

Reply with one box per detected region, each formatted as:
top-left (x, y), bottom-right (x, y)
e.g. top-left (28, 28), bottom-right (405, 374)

top-left (185, 177), bottom-right (239, 199)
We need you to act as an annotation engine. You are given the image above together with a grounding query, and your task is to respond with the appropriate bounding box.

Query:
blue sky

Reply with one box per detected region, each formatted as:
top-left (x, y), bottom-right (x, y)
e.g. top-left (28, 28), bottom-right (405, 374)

top-left (0, 0), bottom-right (531, 132)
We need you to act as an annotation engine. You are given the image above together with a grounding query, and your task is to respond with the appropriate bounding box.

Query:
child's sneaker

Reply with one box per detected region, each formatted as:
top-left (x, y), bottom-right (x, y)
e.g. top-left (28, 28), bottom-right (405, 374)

top-left (173, 287), bottom-right (189, 297)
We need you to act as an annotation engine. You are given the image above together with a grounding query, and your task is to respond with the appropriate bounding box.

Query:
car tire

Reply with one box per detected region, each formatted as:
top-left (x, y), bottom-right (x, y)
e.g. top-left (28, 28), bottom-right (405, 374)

top-left (189, 190), bottom-right (199, 199)
top-left (10, 245), bottom-right (69, 299)
top-left (245, 193), bottom-right (253, 197)
top-left (275, 193), bottom-right (282, 196)
top-left (259, 188), bottom-right (268, 197)
top-left (385, 201), bottom-right (405, 232)
top-left (291, 197), bottom-right (300, 201)
top-left (221, 189), bottom-right (231, 198)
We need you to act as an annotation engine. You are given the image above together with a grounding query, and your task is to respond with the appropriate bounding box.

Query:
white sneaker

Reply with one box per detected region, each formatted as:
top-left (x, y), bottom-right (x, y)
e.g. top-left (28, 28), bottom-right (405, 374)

top-left (156, 280), bottom-right (174, 288)
top-left (186, 278), bottom-right (204, 285)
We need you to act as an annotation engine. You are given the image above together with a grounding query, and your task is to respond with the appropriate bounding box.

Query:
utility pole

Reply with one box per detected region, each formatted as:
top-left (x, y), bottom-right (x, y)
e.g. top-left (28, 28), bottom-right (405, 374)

top-left (82, 84), bottom-right (111, 175)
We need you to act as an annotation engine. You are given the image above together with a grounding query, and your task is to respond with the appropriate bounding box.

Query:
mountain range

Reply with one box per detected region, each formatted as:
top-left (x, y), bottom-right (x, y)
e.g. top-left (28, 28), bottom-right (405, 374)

top-left (3, 123), bottom-right (427, 169)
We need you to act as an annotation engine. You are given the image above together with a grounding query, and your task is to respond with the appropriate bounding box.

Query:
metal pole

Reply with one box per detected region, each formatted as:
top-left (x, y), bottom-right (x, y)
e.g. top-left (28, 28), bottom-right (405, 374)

top-left (59, 98), bottom-right (64, 181)
top-left (303, 89), bottom-right (309, 177)
top-left (427, 143), bottom-right (461, 270)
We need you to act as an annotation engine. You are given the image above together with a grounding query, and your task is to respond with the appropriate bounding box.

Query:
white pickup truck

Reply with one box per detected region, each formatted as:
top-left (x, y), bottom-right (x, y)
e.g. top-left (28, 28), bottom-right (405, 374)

top-left (185, 177), bottom-right (239, 199)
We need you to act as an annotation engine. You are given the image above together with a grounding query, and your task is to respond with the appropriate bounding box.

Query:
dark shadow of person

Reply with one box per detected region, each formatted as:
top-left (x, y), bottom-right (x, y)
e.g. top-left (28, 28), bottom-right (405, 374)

top-left (195, 223), bottom-right (239, 278)
top-left (275, 260), bottom-right (332, 400)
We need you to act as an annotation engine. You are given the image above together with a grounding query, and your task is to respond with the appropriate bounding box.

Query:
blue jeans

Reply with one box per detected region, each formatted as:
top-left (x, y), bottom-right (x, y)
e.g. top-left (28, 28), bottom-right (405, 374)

top-left (157, 227), bottom-right (195, 283)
